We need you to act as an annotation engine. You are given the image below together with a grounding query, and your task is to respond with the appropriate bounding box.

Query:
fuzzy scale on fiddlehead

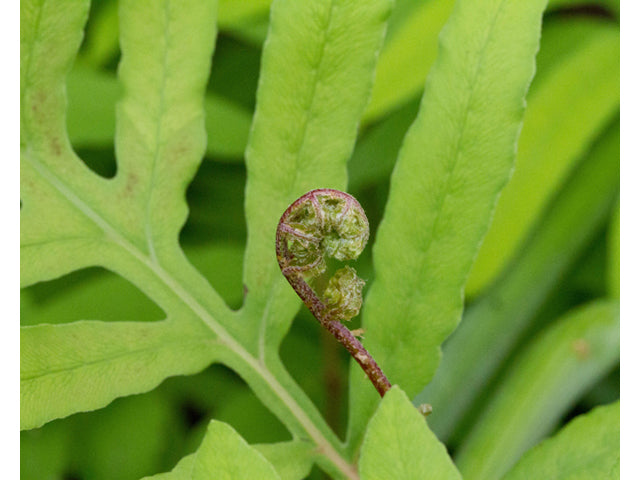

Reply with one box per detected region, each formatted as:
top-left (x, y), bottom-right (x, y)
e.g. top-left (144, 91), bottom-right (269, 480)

top-left (276, 189), bottom-right (391, 397)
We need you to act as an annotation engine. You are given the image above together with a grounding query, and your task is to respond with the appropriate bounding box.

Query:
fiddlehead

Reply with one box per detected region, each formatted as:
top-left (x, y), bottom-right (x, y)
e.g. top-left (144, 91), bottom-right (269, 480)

top-left (276, 189), bottom-right (391, 397)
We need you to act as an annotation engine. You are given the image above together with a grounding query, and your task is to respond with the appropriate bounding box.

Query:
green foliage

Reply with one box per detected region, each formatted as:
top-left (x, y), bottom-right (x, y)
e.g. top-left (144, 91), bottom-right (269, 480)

top-left (454, 301), bottom-right (619, 480)
top-left (607, 200), bottom-right (620, 299)
top-left (359, 387), bottom-right (461, 480)
top-left (502, 402), bottom-right (620, 480)
top-left (466, 17), bottom-right (620, 296)
top-left (20, 0), bottom-right (619, 478)
top-left (420, 120), bottom-right (620, 442)
top-left (347, 0), bottom-right (547, 450)
top-left (142, 420), bottom-right (281, 480)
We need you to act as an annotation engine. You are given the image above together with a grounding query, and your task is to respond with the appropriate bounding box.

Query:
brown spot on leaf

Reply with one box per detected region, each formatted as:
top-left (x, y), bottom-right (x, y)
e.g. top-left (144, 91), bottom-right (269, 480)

top-left (30, 90), bottom-right (47, 116)
top-left (50, 136), bottom-right (62, 156)
top-left (124, 172), bottom-right (139, 196)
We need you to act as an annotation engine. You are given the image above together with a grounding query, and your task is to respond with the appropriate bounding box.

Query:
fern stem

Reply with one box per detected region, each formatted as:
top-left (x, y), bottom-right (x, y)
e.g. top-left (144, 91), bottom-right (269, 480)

top-left (276, 189), bottom-right (392, 397)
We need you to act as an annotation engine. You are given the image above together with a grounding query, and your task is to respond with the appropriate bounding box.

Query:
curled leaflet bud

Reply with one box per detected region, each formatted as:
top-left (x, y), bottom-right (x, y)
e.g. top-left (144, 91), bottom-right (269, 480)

top-left (276, 188), bottom-right (369, 281)
top-left (323, 266), bottom-right (365, 321)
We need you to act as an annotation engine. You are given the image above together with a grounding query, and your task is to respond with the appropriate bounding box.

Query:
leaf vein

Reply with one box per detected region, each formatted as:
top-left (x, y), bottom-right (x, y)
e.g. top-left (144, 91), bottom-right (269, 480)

top-left (399, 0), bottom-right (508, 320)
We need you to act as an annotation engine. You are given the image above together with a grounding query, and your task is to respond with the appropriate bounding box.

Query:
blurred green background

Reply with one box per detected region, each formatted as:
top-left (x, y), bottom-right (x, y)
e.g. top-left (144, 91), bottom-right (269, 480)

top-left (21, 1), bottom-right (619, 479)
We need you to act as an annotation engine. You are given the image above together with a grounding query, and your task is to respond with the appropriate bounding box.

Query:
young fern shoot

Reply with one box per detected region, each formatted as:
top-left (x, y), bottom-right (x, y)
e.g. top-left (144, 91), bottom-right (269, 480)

top-left (276, 189), bottom-right (392, 397)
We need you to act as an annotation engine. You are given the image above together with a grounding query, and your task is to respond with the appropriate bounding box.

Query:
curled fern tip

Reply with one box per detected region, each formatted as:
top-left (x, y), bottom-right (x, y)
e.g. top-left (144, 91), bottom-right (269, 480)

top-left (276, 189), bottom-right (391, 397)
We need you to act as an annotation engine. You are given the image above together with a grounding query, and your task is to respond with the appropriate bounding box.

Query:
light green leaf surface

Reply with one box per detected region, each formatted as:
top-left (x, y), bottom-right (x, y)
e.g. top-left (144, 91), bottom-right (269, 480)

top-left (192, 421), bottom-right (281, 480)
top-left (143, 421), bottom-right (281, 480)
top-left (359, 386), bottom-right (460, 480)
top-left (364, 0), bottom-right (454, 123)
top-left (466, 20), bottom-right (620, 297)
top-left (347, 0), bottom-right (546, 450)
top-left (67, 65), bottom-right (252, 158)
top-left (502, 402), bottom-right (620, 480)
top-left (254, 440), bottom-right (315, 480)
top-left (114, 0), bottom-right (217, 259)
top-left (607, 200), bottom-right (620, 299)
top-left (419, 121), bottom-right (620, 442)
top-left (21, 0), bottom-right (234, 429)
top-left (21, 320), bottom-right (216, 430)
top-left (21, 0), bottom-right (89, 147)
top-left (21, 0), bottom-right (224, 300)
top-left (20, 0), bottom-right (100, 286)
top-left (241, 0), bottom-right (392, 356)
top-left (454, 301), bottom-right (620, 480)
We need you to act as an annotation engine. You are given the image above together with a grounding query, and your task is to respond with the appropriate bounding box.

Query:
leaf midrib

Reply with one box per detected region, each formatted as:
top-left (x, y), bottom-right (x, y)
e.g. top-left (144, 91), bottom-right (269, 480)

top-left (23, 152), bottom-right (356, 479)
top-left (143, 0), bottom-right (171, 264)
top-left (21, 324), bottom-right (216, 381)
top-left (287, 0), bottom-right (335, 190)
top-left (391, 0), bottom-right (509, 328)
top-left (20, 0), bottom-right (46, 135)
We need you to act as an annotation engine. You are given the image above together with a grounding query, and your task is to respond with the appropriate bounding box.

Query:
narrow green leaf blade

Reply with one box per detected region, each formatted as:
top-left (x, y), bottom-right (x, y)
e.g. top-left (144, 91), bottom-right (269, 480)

top-left (21, 0), bottom-right (89, 153)
top-left (21, 320), bottom-right (217, 430)
top-left (419, 122), bottom-right (620, 442)
top-left (114, 0), bottom-right (217, 255)
top-left (454, 301), bottom-right (620, 480)
top-left (359, 386), bottom-right (460, 480)
top-left (348, 0), bottom-right (546, 448)
top-left (242, 0), bottom-right (392, 353)
top-left (21, 0), bottom-right (115, 286)
top-left (144, 420), bottom-right (281, 479)
top-left (466, 21), bottom-right (620, 296)
top-left (607, 200), bottom-right (620, 299)
top-left (502, 402), bottom-right (620, 480)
